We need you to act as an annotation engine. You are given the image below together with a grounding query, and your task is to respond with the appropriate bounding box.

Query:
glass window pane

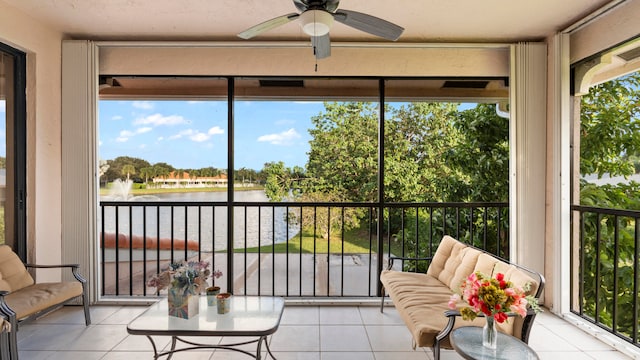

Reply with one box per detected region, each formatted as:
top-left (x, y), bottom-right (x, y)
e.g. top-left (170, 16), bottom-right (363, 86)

top-left (0, 51), bottom-right (14, 247)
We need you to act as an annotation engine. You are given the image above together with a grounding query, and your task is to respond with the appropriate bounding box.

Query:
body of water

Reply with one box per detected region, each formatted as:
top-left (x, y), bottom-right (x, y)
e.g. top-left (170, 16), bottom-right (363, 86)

top-left (99, 190), bottom-right (300, 252)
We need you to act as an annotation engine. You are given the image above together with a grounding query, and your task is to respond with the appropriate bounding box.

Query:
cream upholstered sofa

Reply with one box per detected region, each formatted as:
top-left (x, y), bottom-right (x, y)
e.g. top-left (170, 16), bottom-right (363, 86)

top-left (0, 245), bottom-right (91, 359)
top-left (380, 235), bottom-right (544, 360)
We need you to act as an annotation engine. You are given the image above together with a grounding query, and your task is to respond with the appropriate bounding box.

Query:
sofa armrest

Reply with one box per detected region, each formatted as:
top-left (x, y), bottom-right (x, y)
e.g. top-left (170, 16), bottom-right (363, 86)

top-left (24, 263), bottom-right (87, 284)
top-left (25, 263), bottom-right (79, 269)
top-left (0, 290), bottom-right (15, 319)
top-left (387, 256), bottom-right (432, 270)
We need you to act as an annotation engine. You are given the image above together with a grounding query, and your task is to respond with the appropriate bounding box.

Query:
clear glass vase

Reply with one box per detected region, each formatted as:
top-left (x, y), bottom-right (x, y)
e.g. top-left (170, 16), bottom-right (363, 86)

top-left (483, 315), bottom-right (498, 349)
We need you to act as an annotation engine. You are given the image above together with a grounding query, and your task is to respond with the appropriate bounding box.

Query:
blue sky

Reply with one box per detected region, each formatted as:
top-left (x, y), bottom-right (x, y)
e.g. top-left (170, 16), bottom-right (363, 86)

top-left (99, 100), bottom-right (324, 171)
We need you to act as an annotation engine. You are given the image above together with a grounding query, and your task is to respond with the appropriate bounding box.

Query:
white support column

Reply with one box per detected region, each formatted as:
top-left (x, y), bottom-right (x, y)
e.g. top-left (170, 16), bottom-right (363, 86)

top-left (547, 34), bottom-right (572, 313)
top-left (61, 40), bottom-right (99, 302)
top-left (509, 42), bottom-right (547, 278)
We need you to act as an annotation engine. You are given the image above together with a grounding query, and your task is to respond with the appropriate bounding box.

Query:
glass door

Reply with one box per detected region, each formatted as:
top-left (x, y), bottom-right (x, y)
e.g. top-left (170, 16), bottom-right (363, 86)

top-left (0, 42), bottom-right (26, 259)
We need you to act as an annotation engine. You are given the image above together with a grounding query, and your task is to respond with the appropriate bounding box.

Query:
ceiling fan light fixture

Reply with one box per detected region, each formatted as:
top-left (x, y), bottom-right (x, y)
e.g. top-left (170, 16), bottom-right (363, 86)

top-left (299, 10), bottom-right (333, 36)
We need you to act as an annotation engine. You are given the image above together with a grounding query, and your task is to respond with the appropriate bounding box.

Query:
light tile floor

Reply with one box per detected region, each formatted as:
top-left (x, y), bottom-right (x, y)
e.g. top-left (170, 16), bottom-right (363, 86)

top-left (15, 304), bottom-right (637, 360)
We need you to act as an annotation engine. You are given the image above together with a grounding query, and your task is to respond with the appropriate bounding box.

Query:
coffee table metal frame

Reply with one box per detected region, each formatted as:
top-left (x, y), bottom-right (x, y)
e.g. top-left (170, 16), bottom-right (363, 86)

top-left (450, 326), bottom-right (539, 360)
top-left (127, 296), bottom-right (284, 359)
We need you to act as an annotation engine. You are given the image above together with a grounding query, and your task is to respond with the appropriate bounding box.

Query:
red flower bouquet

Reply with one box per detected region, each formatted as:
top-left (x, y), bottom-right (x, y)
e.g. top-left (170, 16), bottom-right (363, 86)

top-left (448, 271), bottom-right (539, 323)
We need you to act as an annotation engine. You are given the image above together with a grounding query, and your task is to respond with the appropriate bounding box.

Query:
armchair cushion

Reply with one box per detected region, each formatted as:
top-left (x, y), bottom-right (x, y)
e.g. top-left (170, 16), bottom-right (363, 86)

top-left (3, 282), bottom-right (83, 319)
top-left (0, 246), bottom-right (34, 292)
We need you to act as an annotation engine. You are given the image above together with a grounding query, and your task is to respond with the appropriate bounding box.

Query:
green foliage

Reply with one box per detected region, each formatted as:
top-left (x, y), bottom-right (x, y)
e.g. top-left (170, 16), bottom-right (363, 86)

top-left (103, 156), bottom-right (151, 183)
top-left (262, 161), bottom-right (305, 201)
top-left (263, 101), bottom-right (511, 267)
top-left (384, 102), bottom-right (460, 202)
top-left (580, 72), bottom-right (640, 178)
top-left (393, 206), bottom-right (509, 272)
top-left (447, 104), bottom-right (509, 202)
top-left (578, 71), bottom-right (640, 340)
top-left (306, 102), bottom-right (379, 202)
top-left (121, 164), bottom-right (136, 180)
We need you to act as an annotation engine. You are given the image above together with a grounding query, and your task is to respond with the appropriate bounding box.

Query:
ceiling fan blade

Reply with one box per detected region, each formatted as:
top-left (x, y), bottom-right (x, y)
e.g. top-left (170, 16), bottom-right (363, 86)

top-left (311, 34), bottom-right (331, 59)
top-left (237, 13), bottom-right (300, 39)
top-left (333, 9), bottom-right (404, 41)
top-left (293, 0), bottom-right (309, 13)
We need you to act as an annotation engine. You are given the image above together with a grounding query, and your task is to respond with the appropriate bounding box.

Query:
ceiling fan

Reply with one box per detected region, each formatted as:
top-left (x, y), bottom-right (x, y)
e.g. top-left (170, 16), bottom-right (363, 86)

top-left (237, 0), bottom-right (404, 59)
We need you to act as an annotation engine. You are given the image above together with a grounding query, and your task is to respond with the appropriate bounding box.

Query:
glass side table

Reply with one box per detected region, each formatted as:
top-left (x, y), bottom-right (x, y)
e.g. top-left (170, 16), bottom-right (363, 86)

top-left (450, 326), bottom-right (539, 360)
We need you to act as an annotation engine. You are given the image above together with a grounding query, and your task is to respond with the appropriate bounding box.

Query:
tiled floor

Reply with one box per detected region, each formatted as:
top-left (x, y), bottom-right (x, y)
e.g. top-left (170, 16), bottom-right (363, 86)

top-left (14, 304), bottom-right (637, 360)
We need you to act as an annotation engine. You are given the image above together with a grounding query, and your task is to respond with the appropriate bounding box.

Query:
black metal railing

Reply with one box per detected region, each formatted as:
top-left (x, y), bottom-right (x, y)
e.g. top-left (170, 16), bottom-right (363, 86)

top-left (571, 205), bottom-right (640, 349)
top-left (99, 200), bottom-right (509, 299)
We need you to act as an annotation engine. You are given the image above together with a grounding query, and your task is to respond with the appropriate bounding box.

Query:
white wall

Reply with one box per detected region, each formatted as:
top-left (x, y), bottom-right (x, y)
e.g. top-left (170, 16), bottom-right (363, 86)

top-left (0, 2), bottom-right (65, 281)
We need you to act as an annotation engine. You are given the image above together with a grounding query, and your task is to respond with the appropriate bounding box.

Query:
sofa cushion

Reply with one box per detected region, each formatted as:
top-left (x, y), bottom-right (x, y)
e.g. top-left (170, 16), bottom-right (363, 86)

top-left (4, 282), bottom-right (83, 319)
top-left (427, 236), bottom-right (480, 290)
top-left (494, 261), bottom-right (540, 296)
top-left (0, 245), bottom-right (34, 292)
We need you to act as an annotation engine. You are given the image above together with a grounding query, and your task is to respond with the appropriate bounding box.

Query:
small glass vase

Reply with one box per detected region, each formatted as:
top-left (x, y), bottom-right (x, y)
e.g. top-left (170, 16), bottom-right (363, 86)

top-left (206, 286), bottom-right (220, 306)
top-left (216, 292), bottom-right (232, 314)
top-left (483, 315), bottom-right (498, 350)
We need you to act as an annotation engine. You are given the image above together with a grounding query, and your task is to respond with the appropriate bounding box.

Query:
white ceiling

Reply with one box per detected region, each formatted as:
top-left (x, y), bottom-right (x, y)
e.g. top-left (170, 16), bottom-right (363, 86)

top-left (1, 0), bottom-right (615, 43)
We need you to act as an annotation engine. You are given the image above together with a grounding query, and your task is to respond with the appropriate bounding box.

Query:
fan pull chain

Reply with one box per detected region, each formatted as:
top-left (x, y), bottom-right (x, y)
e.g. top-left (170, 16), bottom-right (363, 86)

top-left (313, 46), bottom-right (318, 72)
top-left (314, 11), bottom-right (318, 72)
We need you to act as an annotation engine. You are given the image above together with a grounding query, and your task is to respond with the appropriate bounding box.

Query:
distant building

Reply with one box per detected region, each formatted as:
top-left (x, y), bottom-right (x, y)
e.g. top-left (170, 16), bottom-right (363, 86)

top-left (152, 171), bottom-right (228, 188)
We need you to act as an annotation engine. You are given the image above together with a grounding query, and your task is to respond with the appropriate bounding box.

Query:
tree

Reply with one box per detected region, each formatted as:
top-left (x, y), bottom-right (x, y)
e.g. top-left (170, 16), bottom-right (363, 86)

top-left (305, 102), bottom-right (379, 202)
top-left (263, 161), bottom-right (304, 201)
top-left (103, 156), bottom-right (150, 183)
top-left (152, 163), bottom-right (172, 180)
top-left (121, 164), bottom-right (136, 181)
top-left (139, 167), bottom-right (154, 184)
top-left (580, 72), bottom-right (640, 178)
top-left (446, 104), bottom-right (509, 202)
top-left (384, 102), bottom-right (461, 202)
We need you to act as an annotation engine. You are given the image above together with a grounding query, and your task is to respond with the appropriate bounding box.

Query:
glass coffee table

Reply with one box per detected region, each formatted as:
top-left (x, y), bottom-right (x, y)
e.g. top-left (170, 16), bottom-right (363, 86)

top-left (127, 296), bottom-right (285, 359)
top-left (450, 326), bottom-right (539, 360)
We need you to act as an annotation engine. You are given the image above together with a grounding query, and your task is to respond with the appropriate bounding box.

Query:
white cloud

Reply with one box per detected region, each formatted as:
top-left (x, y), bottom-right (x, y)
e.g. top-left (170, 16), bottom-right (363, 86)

top-left (0, 100), bottom-right (6, 113)
top-left (190, 133), bottom-right (210, 142)
top-left (134, 113), bottom-right (188, 126)
top-left (115, 127), bottom-right (152, 142)
top-left (168, 129), bottom-right (195, 140)
top-left (257, 128), bottom-right (301, 145)
top-left (168, 127), bottom-right (224, 142)
top-left (111, 115), bottom-right (123, 121)
top-left (132, 101), bottom-right (154, 110)
top-left (116, 130), bottom-right (133, 142)
top-left (187, 101), bottom-right (202, 104)
top-left (208, 126), bottom-right (224, 135)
